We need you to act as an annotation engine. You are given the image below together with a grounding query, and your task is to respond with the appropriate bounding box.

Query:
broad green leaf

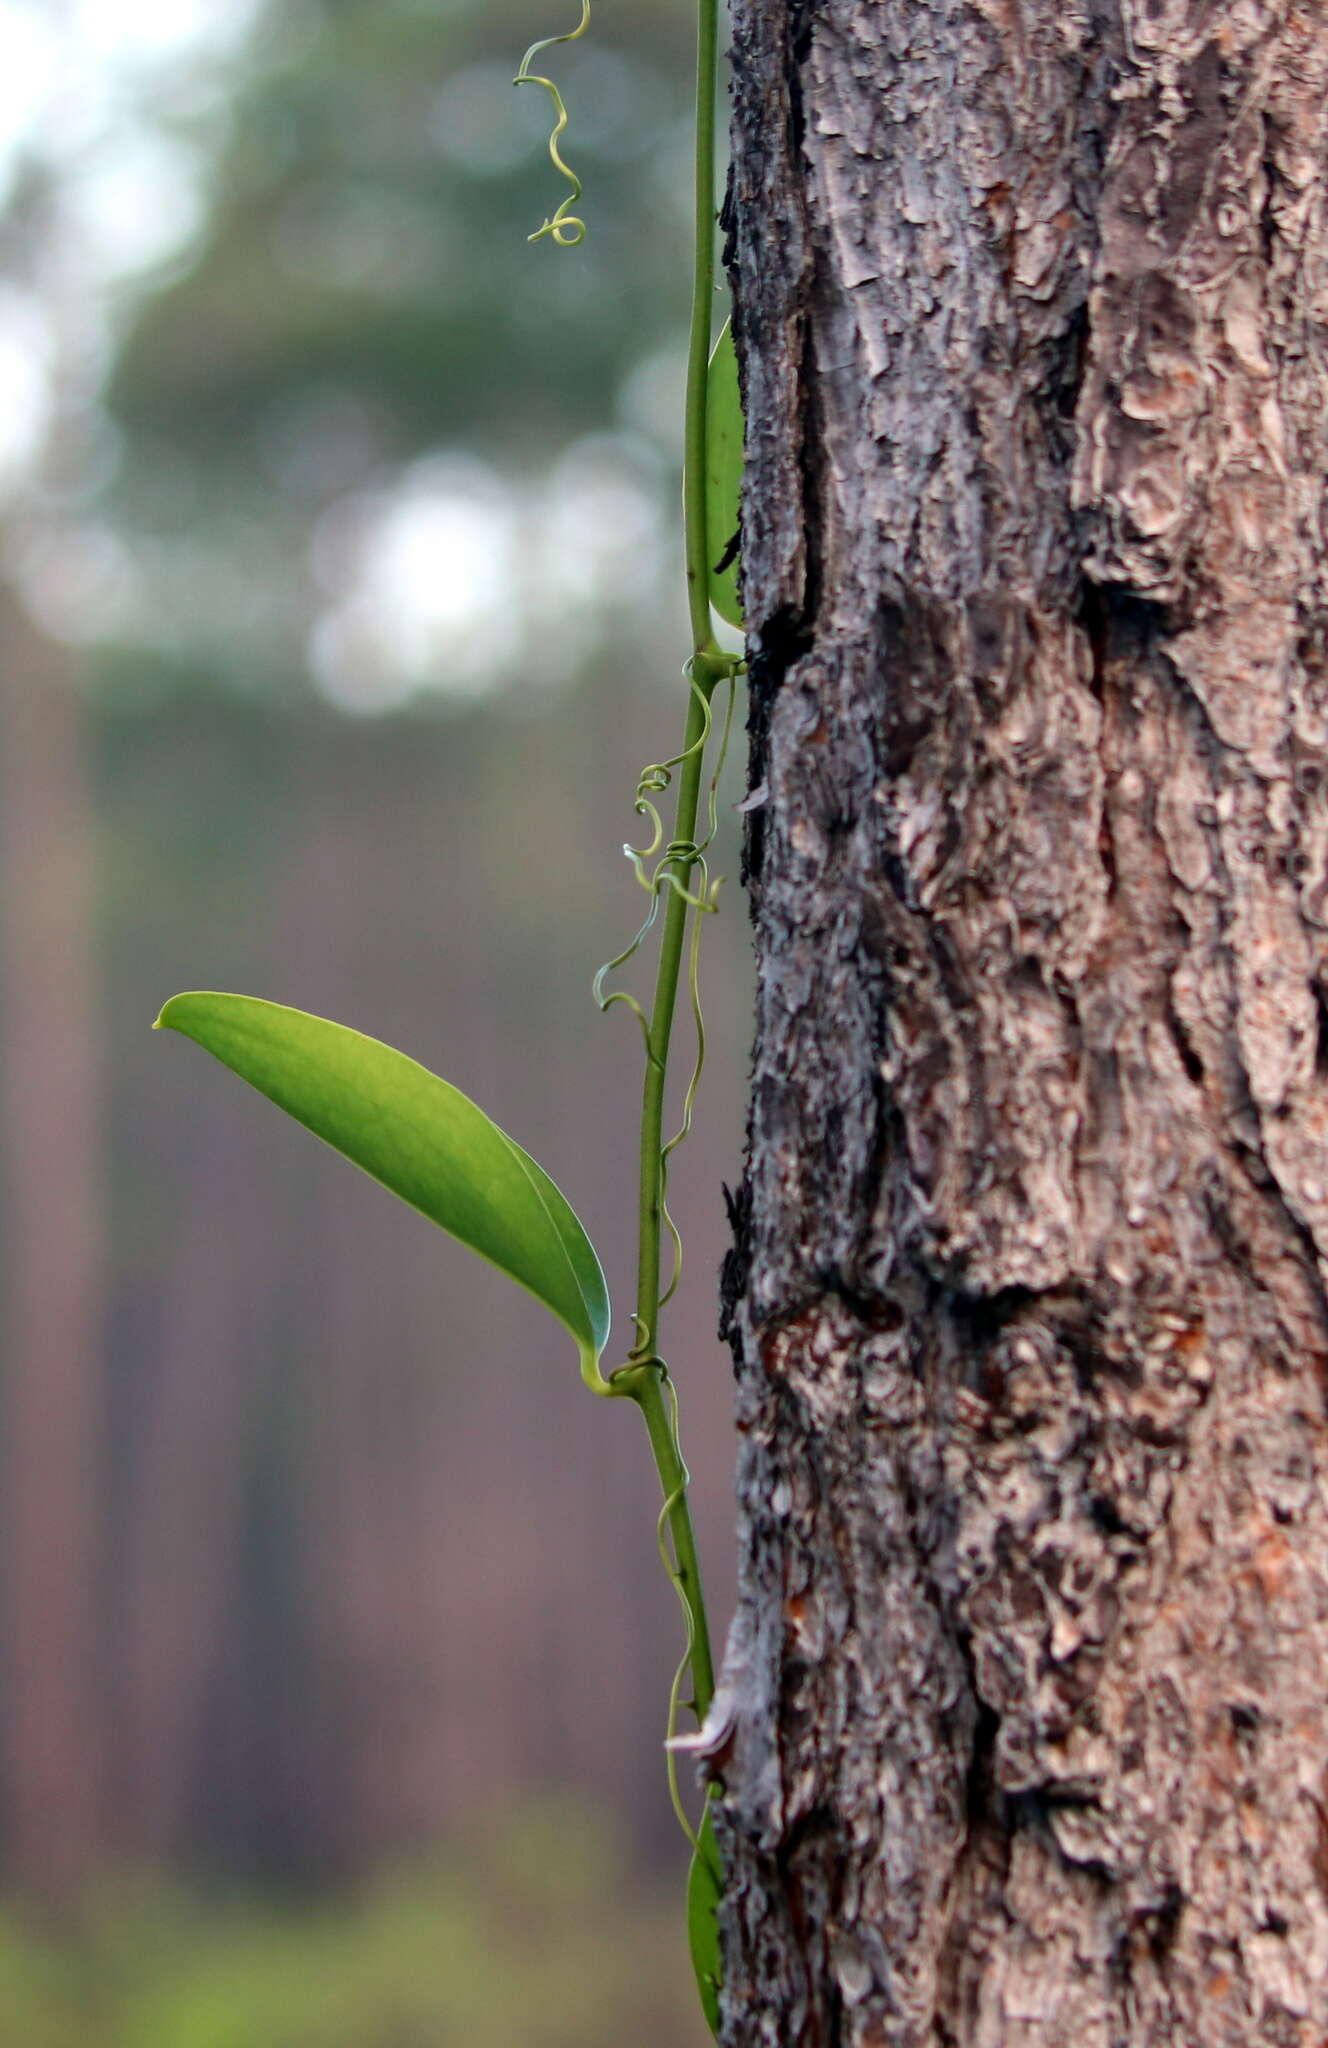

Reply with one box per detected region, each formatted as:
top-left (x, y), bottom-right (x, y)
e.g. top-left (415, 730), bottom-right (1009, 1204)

top-left (155, 993), bottom-right (612, 1390)
top-left (704, 318), bottom-right (744, 631)
top-left (687, 1803), bottom-right (723, 2038)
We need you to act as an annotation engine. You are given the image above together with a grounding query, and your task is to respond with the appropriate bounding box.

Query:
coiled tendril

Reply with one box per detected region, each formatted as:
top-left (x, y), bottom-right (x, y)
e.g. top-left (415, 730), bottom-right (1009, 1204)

top-left (513, 1), bottom-right (591, 247)
top-left (594, 668), bottom-right (738, 1327)
top-left (655, 1366), bottom-right (704, 1843)
top-left (590, 657), bottom-right (742, 1851)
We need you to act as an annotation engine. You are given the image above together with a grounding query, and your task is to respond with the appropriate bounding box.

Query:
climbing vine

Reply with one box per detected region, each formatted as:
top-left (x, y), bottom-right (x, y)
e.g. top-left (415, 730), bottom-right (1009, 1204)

top-left (157, 0), bottom-right (743, 2034)
top-left (519, 7), bottom-right (742, 2017)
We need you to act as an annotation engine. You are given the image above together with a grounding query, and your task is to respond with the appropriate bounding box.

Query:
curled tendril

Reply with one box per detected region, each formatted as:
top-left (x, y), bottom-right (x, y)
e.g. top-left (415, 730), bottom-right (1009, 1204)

top-left (595, 662), bottom-right (740, 1845)
top-left (654, 1366), bottom-right (704, 1847)
top-left (659, 675), bottom-right (737, 1309)
top-left (513, 0), bottom-right (591, 247)
top-left (595, 669), bottom-right (739, 1325)
top-left (592, 676), bottom-right (716, 1051)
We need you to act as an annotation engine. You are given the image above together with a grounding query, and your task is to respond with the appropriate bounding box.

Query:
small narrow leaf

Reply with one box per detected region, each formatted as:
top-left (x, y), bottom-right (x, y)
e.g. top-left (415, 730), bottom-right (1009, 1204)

top-left (704, 318), bottom-right (744, 631)
top-left (687, 1804), bottom-right (723, 2038)
top-left (155, 993), bottom-right (611, 1389)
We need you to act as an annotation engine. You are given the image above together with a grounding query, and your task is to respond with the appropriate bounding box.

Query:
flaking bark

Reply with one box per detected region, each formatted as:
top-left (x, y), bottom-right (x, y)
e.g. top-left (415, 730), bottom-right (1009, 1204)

top-left (719, 1), bottom-right (1328, 2041)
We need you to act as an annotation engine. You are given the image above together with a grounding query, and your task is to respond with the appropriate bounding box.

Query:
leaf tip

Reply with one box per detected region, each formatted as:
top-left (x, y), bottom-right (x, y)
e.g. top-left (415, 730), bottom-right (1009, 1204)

top-left (155, 991), bottom-right (224, 1038)
top-left (154, 993), bottom-right (192, 1034)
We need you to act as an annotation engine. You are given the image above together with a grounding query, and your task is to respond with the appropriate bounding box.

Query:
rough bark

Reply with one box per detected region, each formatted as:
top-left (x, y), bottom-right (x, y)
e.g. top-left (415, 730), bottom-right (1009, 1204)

top-left (719, 0), bottom-right (1328, 2041)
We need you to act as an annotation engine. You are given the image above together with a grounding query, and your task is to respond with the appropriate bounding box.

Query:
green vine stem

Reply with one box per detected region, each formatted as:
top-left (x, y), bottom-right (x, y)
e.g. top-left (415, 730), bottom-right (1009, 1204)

top-left (610, 0), bottom-right (730, 1739)
top-left (522, 0), bottom-right (730, 1748)
top-left (614, 670), bottom-right (722, 1729)
top-left (682, 0), bottom-right (723, 663)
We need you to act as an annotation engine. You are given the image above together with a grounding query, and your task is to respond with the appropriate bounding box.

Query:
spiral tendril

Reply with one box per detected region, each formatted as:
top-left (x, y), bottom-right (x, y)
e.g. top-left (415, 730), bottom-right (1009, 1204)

top-left (513, 1), bottom-right (591, 247)
top-left (593, 664), bottom-right (742, 1850)
top-left (596, 670), bottom-right (738, 1332)
top-left (654, 1365), bottom-right (704, 1848)
top-left (659, 675), bottom-right (736, 1308)
top-left (592, 675), bottom-right (716, 1051)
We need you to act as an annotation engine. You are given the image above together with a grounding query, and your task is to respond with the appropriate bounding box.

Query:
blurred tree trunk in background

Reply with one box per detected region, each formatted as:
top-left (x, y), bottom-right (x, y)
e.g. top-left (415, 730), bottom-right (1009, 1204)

top-left (119, 1098), bottom-right (272, 1865)
top-left (0, 589), bottom-right (103, 1899)
top-left (720, 1), bottom-right (1328, 2039)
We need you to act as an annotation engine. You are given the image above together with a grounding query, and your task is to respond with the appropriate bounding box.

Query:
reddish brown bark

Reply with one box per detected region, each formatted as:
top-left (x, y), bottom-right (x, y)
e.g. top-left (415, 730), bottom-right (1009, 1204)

top-left (719, 2), bottom-right (1328, 2040)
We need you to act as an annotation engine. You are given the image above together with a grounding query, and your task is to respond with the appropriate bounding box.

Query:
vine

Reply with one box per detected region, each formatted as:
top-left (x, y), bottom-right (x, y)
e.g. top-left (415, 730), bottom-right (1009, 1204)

top-left (519, 0), bottom-right (742, 1768)
top-left (158, 0), bottom-right (741, 2033)
top-left (592, 673), bottom-right (736, 1316)
top-left (518, 4), bottom-right (741, 2015)
top-left (522, 1), bottom-right (740, 2017)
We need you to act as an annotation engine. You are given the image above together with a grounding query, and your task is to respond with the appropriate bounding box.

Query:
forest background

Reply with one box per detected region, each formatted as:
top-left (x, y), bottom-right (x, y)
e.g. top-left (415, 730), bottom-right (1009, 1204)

top-left (0, 1), bottom-right (745, 2041)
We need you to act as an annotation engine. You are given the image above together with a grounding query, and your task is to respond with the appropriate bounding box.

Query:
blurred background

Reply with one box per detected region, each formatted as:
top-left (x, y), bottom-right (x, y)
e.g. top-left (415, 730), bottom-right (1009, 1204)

top-left (0, 1), bottom-right (749, 2040)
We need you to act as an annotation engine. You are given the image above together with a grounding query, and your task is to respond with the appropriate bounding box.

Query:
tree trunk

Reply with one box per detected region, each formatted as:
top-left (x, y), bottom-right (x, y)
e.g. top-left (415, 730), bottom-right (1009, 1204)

top-left (719, 1), bottom-right (1328, 2041)
top-left (0, 590), bottom-right (104, 1899)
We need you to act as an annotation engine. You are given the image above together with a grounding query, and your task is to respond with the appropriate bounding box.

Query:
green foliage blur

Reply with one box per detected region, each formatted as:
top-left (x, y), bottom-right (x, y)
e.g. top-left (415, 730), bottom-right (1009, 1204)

top-left (0, 1801), bottom-right (701, 2047)
top-left (94, 0), bottom-right (703, 710)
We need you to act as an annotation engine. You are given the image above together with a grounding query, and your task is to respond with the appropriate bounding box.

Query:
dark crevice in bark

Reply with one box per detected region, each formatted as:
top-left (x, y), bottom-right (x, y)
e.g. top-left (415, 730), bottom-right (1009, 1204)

top-left (1087, 1491), bottom-right (1134, 1540)
top-left (853, 1061), bottom-right (898, 1311)
top-left (1035, 302), bottom-right (1091, 476)
top-left (1097, 802), bottom-right (1119, 901)
top-left (960, 1700), bottom-right (1001, 1831)
top-left (777, 1850), bottom-right (831, 2048)
top-left (1314, 984), bottom-right (1328, 1082)
top-left (1258, 117), bottom-right (1278, 270)
top-left (719, 161), bottom-right (737, 274)
top-left (853, 765), bottom-right (897, 1314)
top-left (754, 0), bottom-right (822, 692)
top-left (741, 603), bottom-right (813, 891)
top-left (794, 242), bottom-right (828, 646)
top-left (785, 0), bottom-right (815, 140)
top-left (728, 0), bottom-right (820, 907)
top-left (720, 1176), bottom-right (753, 1361)
top-left (1077, 582), bottom-right (1174, 690)
top-left (938, 1692), bottom-right (1009, 2036)
top-left (1165, 987), bottom-right (1205, 1085)
top-left (945, 1283), bottom-right (1040, 1353)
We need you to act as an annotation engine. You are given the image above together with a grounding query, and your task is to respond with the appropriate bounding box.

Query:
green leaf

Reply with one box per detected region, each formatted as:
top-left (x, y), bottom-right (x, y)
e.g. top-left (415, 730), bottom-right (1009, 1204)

top-left (704, 318), bottom-right (744, 631)
top-left (687, 1804), bottom-right (723, 2039)
top-left (155, 993), bottom-right (612, 1391)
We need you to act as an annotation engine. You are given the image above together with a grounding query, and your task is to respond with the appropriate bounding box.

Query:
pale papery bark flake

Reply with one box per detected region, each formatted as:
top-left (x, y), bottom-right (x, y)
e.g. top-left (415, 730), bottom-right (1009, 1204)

top-left (718, 0), bottom-right (1328, 2041)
